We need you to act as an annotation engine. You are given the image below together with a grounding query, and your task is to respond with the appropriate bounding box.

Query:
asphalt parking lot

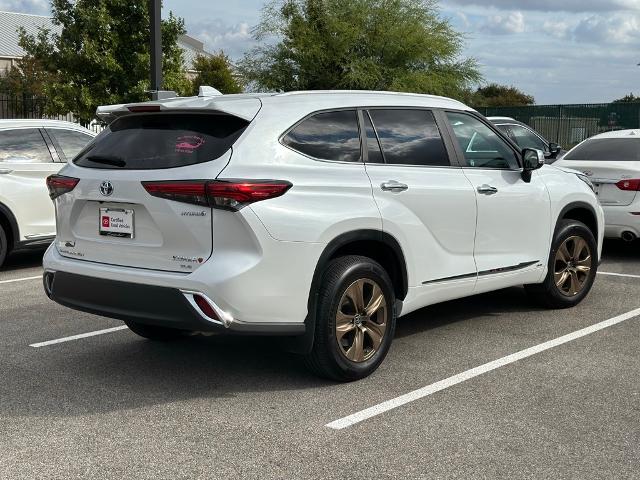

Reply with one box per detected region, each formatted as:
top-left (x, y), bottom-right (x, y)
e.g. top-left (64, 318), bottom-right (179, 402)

top-left (2, 242), bottom-right (640, 479)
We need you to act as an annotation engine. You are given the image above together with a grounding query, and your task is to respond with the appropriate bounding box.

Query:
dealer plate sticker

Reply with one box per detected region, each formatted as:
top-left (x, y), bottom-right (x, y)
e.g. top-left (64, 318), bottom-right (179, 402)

top-left (99, 208), bottom-right (134, 238)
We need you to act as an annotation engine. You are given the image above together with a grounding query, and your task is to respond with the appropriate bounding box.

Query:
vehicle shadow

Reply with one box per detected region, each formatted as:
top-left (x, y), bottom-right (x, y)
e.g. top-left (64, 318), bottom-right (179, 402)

top-left (601, 239), bottom-right (640, 262)
top-left (1, 287), bottom-right (546, 420)
top-left (0, 249), bottom-right (45, 272)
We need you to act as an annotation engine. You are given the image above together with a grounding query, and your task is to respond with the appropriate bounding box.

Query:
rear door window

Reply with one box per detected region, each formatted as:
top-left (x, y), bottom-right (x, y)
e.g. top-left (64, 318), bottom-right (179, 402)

top-left (46, 128), bottom-right (94, 161)
top-left (0, 128), bottom-right (52, 163)
top-left (563, 138), bottom-right (640, 161)
top-left (74, 113), bottom-right (249, 169)
top-left (282, 110), bottom-right (361, 162)
top-left (367, 109), bottom-right (450, 166)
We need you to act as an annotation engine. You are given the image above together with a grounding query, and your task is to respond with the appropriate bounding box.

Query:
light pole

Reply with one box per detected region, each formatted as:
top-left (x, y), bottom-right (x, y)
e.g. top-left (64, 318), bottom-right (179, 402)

top-left (149, 0), bottom-right (162, 100)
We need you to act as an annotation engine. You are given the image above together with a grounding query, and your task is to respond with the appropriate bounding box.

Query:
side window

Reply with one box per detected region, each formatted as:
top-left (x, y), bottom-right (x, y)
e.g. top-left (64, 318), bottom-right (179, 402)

top-left (368, 109), bottom-right (449, 166)
top-left (363, 112), bottom-right (384, 164)
top-left (508, 125), bottom-right (548, 152)
top-left (283, 110), bottom-right (361, 162)
top-left (446, 112), bottom-right (519, 169)
top-left (0, 129), bottom-right (52, 163)
top-left (47, 129), bottom-right (94, 161)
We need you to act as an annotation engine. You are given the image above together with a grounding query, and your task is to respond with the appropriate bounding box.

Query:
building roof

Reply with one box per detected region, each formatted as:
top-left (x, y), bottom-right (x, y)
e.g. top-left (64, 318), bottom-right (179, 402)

top-left (0, 10), bottom-right (210, 69)
top-left (0, 10), bottom-right (55, 58)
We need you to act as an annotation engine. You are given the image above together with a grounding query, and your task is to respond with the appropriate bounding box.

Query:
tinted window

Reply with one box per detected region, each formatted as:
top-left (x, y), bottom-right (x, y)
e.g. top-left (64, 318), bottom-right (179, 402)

top-left (363, 112), bottom-right (384, 164)
top-left (368, 109), bottom-right (449, 166)
top-left (508, 124), bottom-right (548, 152)
top-left (74, 114), bottom-right (249, 170)
top-left (563, 138), bottom-right (640, 161)
top-left (283, 110), bottom-right (361, 162)
top-left (0, 128), bottom-right (51, 163)
top-left (47, 128), bottom-right (93, 160)
top-left (447, 113), bottom-right (519, 169)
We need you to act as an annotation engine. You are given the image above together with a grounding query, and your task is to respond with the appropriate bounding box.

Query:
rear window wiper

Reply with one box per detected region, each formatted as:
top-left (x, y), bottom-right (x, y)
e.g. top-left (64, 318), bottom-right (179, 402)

top-left (85, 155), bottom-right (127, 167)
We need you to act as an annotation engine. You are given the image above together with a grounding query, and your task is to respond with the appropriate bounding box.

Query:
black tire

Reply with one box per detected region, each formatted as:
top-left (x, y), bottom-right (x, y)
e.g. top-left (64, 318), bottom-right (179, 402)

top-left (526, 219), bottom-right (598, 309)
top-left (0, 223), bottom-right (7, 268)
top-left (124, 320), bottom-right (188, 341)
top-left (304, 255), bottom-right (397, 382)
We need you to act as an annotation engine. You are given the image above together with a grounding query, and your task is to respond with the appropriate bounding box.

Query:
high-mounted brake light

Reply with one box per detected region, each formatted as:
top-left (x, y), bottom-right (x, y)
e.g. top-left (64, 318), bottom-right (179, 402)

top-left (46, 175), bottom-right (79, 200)
top-left (127, 105), bottom-right (161, 112)
top-left (142, 179), bottom-right (292, 211)
top-left (616, 179), bottom-right (640, 191)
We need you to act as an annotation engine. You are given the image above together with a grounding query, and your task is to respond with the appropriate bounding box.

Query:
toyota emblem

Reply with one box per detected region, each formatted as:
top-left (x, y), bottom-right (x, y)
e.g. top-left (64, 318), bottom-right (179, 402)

top-left (100, 181), bottom-right (114, 197)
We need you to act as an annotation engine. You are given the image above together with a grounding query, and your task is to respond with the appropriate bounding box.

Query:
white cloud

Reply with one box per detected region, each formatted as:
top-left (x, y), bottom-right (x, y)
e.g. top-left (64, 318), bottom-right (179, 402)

top-left (187, 20), bottom-right (255, 59)
top-left (482, 11), bottom-right (526, 34)
top-left (573, 13), bottom-right (640, 44)
top-left (445, 0), bottom-right (639, 12)
top-left (0, 0), bottom-right (49, 15)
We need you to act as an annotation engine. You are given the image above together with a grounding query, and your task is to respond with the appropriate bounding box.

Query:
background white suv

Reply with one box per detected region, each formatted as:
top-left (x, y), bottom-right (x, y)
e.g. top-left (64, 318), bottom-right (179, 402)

top-left (43, 91), bottom-right (603, 381)
top-left (0, 120), bottom-right (95, 266)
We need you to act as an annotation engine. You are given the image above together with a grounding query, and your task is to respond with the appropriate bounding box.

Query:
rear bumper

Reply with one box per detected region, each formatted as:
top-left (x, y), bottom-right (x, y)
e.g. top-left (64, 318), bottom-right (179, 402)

top-left (602, 203), bottom-right (640, 238)
top-left (44, 270), bottom-right (305, 336)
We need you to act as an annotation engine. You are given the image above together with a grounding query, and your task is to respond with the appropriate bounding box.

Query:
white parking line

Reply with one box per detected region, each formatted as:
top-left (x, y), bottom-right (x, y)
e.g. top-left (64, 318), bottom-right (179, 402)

top-left (326, 306), bottom-right (640, 430)
top-left (29, 326), bottom-right (129, 348)
top-left (0, 275), bottom-right (42, 285)
top-left (598, 271), bottom-right (640, 279)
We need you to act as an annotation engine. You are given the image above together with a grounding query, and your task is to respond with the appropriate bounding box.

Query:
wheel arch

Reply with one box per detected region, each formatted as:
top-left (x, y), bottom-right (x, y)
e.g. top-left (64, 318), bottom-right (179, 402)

top-left (556, 202), bottom-right (598, 239)
top-left (286, 229), bottom-right (408, 355)
top-left (0, 201), bottom-right (19, 251)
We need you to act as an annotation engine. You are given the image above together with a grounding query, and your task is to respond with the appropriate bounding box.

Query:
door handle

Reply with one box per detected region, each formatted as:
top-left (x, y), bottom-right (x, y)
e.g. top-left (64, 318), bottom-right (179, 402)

top-left (0, 169), bottom-right (12, 175)
top-left (381, 180), bottom-right (409, 192)
top-left (477, 184), bottom-right (498, 195)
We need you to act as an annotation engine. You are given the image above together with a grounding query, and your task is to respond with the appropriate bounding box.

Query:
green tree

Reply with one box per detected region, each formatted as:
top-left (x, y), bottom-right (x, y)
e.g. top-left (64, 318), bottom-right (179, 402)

top-left (0, 56), bottom-right (49, 97)
top-left (239, 0), bottom-right (481, 97)
top-left (190, 52), bottom-right (243, 95)
top-left (613, 93), bottom-right (640, 103)
top-left (19, 0), bottom-right (191, 125)
top-left (472, 83), bottom-right (534, 107)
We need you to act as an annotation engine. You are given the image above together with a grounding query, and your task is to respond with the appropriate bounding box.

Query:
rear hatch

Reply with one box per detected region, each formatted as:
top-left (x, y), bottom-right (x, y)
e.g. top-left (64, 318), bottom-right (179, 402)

top-left (54, 111), bottom-right (251, 272)
top-left (560, 137), bottom-right (640, 206)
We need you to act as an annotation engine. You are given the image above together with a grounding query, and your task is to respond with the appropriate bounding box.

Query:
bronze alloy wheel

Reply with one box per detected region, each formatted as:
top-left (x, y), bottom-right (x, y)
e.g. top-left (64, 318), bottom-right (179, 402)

top-left (554, 235), bottom-right (592, 297)
top-left (335, 278), bottom-right (388, 363)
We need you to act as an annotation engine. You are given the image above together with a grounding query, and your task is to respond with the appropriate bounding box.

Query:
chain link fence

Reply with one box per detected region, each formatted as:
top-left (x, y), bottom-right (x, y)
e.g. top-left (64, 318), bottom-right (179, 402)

top-left (476, 103), bottom-right (640, 149)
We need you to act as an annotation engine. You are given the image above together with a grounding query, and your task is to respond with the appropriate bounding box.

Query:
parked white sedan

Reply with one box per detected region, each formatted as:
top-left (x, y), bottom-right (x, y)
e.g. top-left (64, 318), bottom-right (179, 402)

top-left (0, 119), bottom-right (95, 266)
top-left (554, 129), bottom-right (640, 242)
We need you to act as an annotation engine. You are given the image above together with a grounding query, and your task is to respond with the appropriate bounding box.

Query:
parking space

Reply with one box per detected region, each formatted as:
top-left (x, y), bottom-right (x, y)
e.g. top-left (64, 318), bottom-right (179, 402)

top-left (1, 244), bottom-right (640, 479)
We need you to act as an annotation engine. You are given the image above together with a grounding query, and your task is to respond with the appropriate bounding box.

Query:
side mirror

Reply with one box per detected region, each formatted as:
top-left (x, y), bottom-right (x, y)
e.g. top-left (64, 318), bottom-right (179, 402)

top-left (547, 142), bottom-right (562, 158)
top-left (521, 148), bottom-right (545, 182)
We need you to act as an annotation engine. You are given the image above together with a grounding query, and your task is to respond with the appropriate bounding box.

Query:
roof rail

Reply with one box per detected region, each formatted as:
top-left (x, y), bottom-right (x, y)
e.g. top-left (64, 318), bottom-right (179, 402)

top-left (199, 86), bottom-right (223, 97)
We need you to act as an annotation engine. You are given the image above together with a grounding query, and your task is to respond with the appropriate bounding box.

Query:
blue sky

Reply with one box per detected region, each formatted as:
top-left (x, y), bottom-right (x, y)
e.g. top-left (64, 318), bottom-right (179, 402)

top-left (4, 0), bottom-right (640, 104)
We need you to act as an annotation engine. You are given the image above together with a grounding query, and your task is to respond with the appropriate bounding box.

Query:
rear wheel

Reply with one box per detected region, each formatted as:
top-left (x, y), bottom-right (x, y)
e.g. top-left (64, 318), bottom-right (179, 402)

top-left (304, 255), bottom-right (396, 382)
top-left (124, 320), bottom-right (188, 341)
top-left (0, 224), bottom-right (7, 268)
top-left (526, 219), bottom-right (597, 308)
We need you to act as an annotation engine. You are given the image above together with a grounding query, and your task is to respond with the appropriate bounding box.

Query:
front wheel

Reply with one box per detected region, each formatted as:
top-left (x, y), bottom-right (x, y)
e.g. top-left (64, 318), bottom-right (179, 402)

top-left (304, 255), bottom-right (397, 382)
top-left (526, 219), bottom-right (598, 308)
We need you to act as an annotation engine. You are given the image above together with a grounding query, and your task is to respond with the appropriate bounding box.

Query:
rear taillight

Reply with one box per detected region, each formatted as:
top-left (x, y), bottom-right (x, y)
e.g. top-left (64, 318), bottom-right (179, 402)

top-left (46, 175), bottom-right (79, 200)
top-left (616, 179), bottom-right (640, 191)
top-left (142, 179), bottom-right (292, 211)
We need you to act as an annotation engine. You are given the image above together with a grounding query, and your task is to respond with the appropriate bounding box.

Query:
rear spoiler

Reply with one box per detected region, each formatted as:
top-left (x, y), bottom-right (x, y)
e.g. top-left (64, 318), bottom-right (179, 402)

top-left (96, 95), bottom-right (262, 124)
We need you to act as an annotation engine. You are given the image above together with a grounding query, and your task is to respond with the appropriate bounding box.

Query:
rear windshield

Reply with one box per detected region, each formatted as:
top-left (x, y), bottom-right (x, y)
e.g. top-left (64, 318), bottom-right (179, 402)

top-left (563, 138), bottom-right (640, 161)
top-left (74, 113), bottom-right (249, 169)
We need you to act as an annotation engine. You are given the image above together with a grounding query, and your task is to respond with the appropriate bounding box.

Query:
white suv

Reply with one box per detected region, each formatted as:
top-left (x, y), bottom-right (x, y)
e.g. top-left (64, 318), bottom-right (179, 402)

top-left (0, 120), bottom-right (94, 266)
top-left (43, 91), bottom-right (604, 381)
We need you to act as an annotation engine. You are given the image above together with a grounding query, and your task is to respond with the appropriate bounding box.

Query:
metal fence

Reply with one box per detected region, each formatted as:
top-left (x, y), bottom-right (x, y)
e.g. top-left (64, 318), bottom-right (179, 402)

top-left (475, 103), bottom-right (640, 148)
top-left (0, 93), bottom-right (103, 133)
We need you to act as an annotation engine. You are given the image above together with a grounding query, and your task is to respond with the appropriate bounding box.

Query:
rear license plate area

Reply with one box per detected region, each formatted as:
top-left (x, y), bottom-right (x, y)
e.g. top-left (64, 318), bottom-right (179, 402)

top-left (99, 208), bottom-right (134, 239)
